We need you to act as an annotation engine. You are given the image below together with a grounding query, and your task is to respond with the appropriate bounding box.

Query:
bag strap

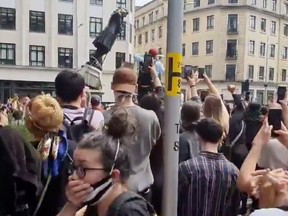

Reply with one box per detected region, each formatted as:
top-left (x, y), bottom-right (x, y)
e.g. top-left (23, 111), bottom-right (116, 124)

top-left (230, 120), bottom-right (244, 148)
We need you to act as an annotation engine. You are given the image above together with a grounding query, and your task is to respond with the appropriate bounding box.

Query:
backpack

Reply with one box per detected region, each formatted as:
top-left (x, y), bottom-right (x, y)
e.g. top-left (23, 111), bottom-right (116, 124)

top-left (107, 191), bottom-right (157, 216)
top-left (63, 108), bottom-right (95, 143)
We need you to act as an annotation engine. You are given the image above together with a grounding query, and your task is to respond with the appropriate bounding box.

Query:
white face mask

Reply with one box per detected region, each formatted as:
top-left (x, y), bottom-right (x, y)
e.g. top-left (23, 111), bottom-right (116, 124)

top-left (114, 92), bottom-right (133, 104)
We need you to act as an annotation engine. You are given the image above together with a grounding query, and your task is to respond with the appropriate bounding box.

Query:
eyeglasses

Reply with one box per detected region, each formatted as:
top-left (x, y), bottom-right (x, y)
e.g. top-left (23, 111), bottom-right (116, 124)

top-left (73, 165), bottom-right (108, 178)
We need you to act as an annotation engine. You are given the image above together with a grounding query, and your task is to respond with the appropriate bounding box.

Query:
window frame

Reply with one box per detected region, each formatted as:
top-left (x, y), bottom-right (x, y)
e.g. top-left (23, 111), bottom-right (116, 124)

top-left (250, 15), bottom-right (256, 30)
top-left (193, 18), bottom-right (200, 32)
top-left (205, 65), bottom-right (213, 78)
top-left (0, 43), bottom-right (16, 65)
top-left (192, 42), bottom-right (199, 55)
top-left (117, 0), bottom-right (126, 8)
top-left (29, 10), bottom-right (45, 33)
top-left (248, 65), bottom-right (254, 79)
top-left (0, 7), bottom-right (16, 30)
top-left (115, 52), bottom-right (126, 69)
top-left (225, 64), bottom-right (236, 82)
top-left (270, 44), bottom-right (276, 58)
top-left (90, 0), bottom-right (103, 5)
top-left (207, 15), bottom-right (214, 30)
top-left (58, 14), bottom-right (73, 35)
top-left (269, 67), bottom-right (274, 81)
top-left (261, 18), bottom-right (266, 32)
top-left (271, 21), bottom-right (276, 34)
top-left (89, 17), bottom-right (103, 38)
top-left (259, 66), bottom-right (265, 80)
top-left (249, 40), bottom-right (255, 55)
top-left (227, 14), bottom-right (238, 33)
top-left (158, 26), bottom-right (162, 38)
top-left (206, 40), bottom-right (214, 54)
top-left (58, 47), bottom-right (73, 68)
top-left (260, 42), bottom-right (266, 57)
top-left (29, 45), bottom-right (45, 67)
top-left (282, 69), bottom-right (287, 82)
top-left (182, 44), bottom-right (186, 56)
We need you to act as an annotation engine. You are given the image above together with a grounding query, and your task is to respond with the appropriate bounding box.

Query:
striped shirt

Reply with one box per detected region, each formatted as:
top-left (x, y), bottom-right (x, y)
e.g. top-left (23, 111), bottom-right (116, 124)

top-left (178, 151), bottom-right (240, 216)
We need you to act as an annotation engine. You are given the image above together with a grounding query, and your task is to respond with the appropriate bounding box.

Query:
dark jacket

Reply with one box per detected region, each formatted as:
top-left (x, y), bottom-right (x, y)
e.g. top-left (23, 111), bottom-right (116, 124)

top-left (0, 126), bottom-right (41, 216)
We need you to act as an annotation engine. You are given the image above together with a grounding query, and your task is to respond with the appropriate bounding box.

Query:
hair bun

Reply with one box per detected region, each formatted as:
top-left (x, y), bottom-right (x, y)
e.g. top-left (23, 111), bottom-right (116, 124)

top-left (106, 108), bottom-right (135, 139)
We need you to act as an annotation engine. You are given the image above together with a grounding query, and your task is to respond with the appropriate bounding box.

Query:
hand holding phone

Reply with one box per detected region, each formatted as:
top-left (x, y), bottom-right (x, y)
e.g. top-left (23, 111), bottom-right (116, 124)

top-left (198, 68), bottom-right (205, 79)
top-left (268, 109), bottom-right (282, 137)
top-left (143, 54), bottom-right (153, 72)
top-left (277, 86), bottom-right (287, 104)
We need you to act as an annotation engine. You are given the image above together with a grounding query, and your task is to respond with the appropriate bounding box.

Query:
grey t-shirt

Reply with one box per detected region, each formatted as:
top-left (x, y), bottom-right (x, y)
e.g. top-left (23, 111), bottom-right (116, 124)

top-left (103, 106), bottom-right (161, 192)
top-left (250, 208), bottom-right (288, 215)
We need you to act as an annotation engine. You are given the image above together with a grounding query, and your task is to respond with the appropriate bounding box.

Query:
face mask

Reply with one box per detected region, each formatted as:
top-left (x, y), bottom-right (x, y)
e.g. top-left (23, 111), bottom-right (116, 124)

top-left (83, 139), bottom-right (121, 206)
top-left (83, 175), bottom-right (113, 206)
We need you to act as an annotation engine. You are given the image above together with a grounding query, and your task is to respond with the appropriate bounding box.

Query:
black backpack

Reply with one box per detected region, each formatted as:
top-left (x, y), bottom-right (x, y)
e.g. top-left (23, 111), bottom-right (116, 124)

top-left (107, 191), bottom-right (157, 216)
top-left (63, 108), bottom-right (95, 143)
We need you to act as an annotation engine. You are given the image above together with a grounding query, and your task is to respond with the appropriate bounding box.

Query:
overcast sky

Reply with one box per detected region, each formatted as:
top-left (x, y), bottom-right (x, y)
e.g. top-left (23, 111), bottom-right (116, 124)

top-left (136, 0), bottom-right (152, 6)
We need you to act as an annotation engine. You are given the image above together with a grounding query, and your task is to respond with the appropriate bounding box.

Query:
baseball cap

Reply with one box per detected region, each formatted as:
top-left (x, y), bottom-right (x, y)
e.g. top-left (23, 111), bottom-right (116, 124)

top-left (111, 68), bottom-right (137, 94)
top-left (91, 95), bottom-right (101, 106)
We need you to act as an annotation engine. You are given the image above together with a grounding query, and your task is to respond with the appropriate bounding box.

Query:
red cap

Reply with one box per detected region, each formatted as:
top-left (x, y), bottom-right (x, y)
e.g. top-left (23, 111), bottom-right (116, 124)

top-left (149, 48), bottom-right (158, 57)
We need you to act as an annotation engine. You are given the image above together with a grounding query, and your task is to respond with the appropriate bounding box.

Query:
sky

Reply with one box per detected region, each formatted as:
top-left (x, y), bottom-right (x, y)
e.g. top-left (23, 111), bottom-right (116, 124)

top-left (135, 0), bottom-right (152, 6)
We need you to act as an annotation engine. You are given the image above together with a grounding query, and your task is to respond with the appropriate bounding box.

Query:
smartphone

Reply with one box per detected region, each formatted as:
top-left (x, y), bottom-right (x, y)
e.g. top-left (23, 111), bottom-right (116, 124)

top-left (277, 86), bottom-right (287, 104)
top-left (268, 109), bottom-right (282, 137)
top-left (184, 65), bottom-right (193, 80)
top-left (198, 68), bottom-right (205, 79)
top-left (143, 54), bottom-right (153, 72)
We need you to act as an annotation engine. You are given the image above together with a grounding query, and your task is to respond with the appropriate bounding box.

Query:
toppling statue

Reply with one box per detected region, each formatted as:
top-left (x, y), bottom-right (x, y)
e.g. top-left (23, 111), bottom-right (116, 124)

top-left (79, 7), bottom-right (129, 89)
top-left (88, 7), bottom-right (129, 70)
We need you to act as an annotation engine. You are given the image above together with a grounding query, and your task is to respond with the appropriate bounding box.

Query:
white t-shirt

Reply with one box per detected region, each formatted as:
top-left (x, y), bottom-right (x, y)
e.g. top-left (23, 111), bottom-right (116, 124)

top-left (258, 138), bottom-right (288, 170)
top-left (250, 208), bottom-right (288, 215)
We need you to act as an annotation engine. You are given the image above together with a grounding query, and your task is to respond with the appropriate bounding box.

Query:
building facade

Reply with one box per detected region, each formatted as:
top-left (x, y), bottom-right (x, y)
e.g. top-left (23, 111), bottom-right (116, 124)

top-left (0, 0), bottom-right (134, 103)
top-left (135, 0), bottom-right (288, 103)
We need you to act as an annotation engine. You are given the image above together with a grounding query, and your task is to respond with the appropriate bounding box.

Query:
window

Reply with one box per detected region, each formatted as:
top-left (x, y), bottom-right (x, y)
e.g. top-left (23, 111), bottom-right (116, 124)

top-left (194, 0), bottom-right (200, 7)
top-left (182, 44), bottom-right (186, 56)
top-left (283, 46), bottom-right (288, 59)
top-left (259, 66), bottom-right (265, 80)
top-left (207, 15), bottom-right (214, 30)
top-left (228, 0), bottom-right (238, 3)
top-left (251, 0), bottom-right (256, 5)
top-left (269, 68), bottom-right (274, 81)
top-left (118, 21), bottom-right (126, 40)
top-left (0, 7), bottom-right (16, 30)
top-left (208, 0), bottom-right (215, 5)
top-left (192, 42), bottom-right (199, 55)
top-left (206, 40), bottom-right (213, 54)
top-left (129, 24), bottom-right (132, 43)
top-left (270, 44), bottom-right (276, 58)
top-left (142, 17), bottom-right (145, 26)
top-left (58, 48), bottom-right (73, 68)
top-left (249, 40), bottom-right (255, 55)
top-left (260, 42), bottom-right (266, 56)
top-left (145, 32), bottom-right (148, 43)
top-left (193, 18), bottom-right (200, 32)
top-left (130, 0), bottom-right (133, 12)
top-left (158, 48), bottom-right (163, 55)
top-left (29, 11), bottom-right (45, 32)
top-left (250, 15), bottom-right (256, 30)
top-left (155, 10), bottom-right (159, 20)
top-left (271, 21), bottom-right (276, 34)
top-left (149, 13), bottom-right (153, 23)
top-left (248, 65), bottom-right (254, 79)
top-left (90, 0), bottom-right (103, 4)
top-left (89, 17), bottom-right (102, 37)
top-left (138, 34), bottom-right (142, 45)
top-left (226, 64), bottom-right (236, 82)
top-left (261, 18), bottom-right (266, 32)
top-left (117, 0), bottom-right (126, 8)
top-left (115, 52), bottom-right (125, 68)
top-left (263, 0), bottom-right (267, 8)
top-left (0, 43), bottom-right (15, 65)
top-left (58, 14), bottom-right (73, 35)
top-left (151, 29), bottom-right (155, 41)
top-left (158, 26), bottom-right (162, 38)
top-left (29, 46), bottom-right (45, 67)
top-left (228, 14), bottom-right (238, 33)
top-left (272, 0), bottom-right (277, 11)
top-left (284, 24), bottom-right (288, 36)
top-left (226, 39), bottom-right (237, 59)
top-left (282, 69), bottom-right (287, 81)
top-left (59, 0), bottom-right (73, 2)
top-left (183, 20), bottom-right (186, 33)
top-left (89, 49), bottom-right (96, 62)
top-left (286, 4), bottom-right (288, 15)
top-left (205, 65), bottom-right (212, 78)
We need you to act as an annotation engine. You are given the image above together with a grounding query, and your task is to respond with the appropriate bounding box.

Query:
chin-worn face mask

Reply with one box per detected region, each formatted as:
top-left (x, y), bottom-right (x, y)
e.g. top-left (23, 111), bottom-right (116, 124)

top-left (83, 139), bottom-right (121, 206)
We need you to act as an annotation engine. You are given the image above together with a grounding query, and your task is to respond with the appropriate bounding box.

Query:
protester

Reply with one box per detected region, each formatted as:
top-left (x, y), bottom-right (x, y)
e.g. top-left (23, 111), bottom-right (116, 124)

top-left (91, 95), bottom-right (104, 112)
top-left (178, 118), bottom-right (240, 216)
top-left (55, 70), bottom-right (104, 131)
top-left (58, 109), bottom-right (155, 216)
top-left (103, 67), bottom-right (161, 201)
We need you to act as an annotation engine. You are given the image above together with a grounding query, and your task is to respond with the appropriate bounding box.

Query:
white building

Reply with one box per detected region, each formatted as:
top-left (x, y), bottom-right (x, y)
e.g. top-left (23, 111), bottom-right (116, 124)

top-left (0, 0), bottom-right (135, 103)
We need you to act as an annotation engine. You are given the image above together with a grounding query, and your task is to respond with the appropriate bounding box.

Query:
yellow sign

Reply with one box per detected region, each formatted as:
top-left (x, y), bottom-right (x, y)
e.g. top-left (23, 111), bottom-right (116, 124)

top-left (165, 53), bottom-right (182, 97)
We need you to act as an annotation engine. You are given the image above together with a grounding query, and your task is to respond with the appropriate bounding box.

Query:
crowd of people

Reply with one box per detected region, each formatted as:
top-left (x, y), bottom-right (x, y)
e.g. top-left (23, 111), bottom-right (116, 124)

top-left (0, 61), bottom-right (288, 216)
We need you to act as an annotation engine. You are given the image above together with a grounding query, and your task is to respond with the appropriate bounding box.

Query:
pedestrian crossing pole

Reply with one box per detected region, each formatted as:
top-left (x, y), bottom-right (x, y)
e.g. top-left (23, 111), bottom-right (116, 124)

top-left (162, 0), bottom-right (184, 215)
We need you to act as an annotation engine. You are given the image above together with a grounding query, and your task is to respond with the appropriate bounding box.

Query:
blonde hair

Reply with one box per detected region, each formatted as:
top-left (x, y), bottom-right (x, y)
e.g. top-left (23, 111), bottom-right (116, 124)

top-left (25, 94), bottom-right (63, 140)
top-left (203, 94), bottom-right (225, 129)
